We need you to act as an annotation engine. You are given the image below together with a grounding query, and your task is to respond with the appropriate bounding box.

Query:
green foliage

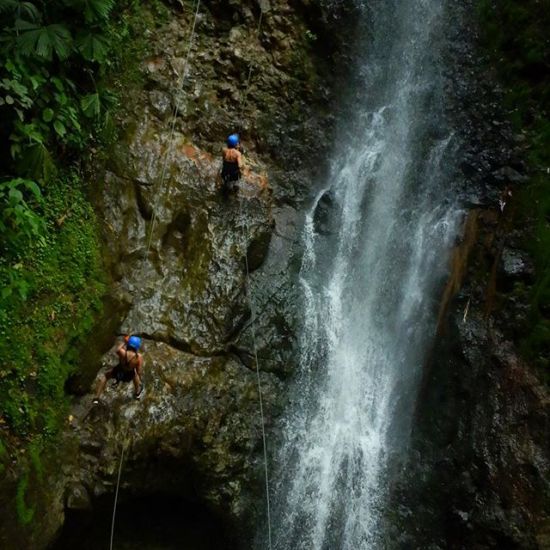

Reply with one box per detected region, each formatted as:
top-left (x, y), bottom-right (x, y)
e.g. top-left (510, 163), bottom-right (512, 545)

top-left (0, 173), bottom-right (106, 436)
top-left (0, 178), bottom-right (44, 252)
top-left (304, 29), bottom-right (317, 42)
top-left (0, 0), bottom-right (127, 185)
top-left (0, 0), bottom-right (166, 441)
top-left (0, 178), bottom-right (45, 302)
top-left (28, 438), bottom-right (44, 481)
top-left (16, 21), bottom-right (73, 61)
top-left (478, 0), bottom-right (550, 376)
top-left (0, 0), bottom-right (165, 526)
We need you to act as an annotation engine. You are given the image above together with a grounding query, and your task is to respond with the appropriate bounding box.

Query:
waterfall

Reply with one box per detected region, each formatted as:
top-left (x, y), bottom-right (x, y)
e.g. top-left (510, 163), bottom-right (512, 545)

top-left (267, 1), bottom-right (462, 548)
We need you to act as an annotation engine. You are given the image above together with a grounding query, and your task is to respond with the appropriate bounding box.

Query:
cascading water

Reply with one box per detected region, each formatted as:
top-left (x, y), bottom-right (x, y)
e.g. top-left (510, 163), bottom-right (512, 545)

top-left (267, 1), bottom-right (463, 548)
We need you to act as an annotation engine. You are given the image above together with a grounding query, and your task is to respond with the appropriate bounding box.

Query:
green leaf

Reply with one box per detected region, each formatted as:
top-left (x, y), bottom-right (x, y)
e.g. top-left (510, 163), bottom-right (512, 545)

top-left (42, 108), bottom-right (54, 122)
top-left (12, 121), bottom-right (45, 144)
top-left (84, 0), bottom-right (115, 22)
top-left (54, 92), bottom-right (67, 106)
top-left (16, 21), bottom-right (72, 61)
top-left (50, 77), bottom-right (64, 92)
top-left (8, 188), bottom-right (23, 203)
top-left (0, 1), bottom-right (41, 21)
top-left (80, 92), bottom-right (100, 118)
top-left (53, 119), bottom-right (66, 137)
top-left (18, 143), bottom-right (56, 181)
top-left (29, 75), bottom-right (42, 90)
top-left (0, 0), bottom-right (18, 14)
top-left (76, 32), bottom-right (109, 62)
top-left (22, 180), bottom-right (41, 199)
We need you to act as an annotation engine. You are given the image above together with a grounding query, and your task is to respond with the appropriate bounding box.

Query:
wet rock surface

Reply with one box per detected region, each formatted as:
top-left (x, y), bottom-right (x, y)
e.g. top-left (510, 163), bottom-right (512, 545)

top-left (98, 132), bottom-right (272, 355)
top-left (5, 1), bottom-right (548, 548)
top-left (389, 2), bottom-right (550, 547)
top-left (69, 341), bottom-right (282, 524)
top-left (395, 305), bottom-right (550, 549)
top-left (40, 1), bottom-right (359, 548)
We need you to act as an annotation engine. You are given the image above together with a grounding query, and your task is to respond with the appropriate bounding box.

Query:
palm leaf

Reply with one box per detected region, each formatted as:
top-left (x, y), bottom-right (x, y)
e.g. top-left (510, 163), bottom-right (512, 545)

top-left (0, 0), bottom-right (40, 21)
top-left (0, 0), bottom-right (19, 13)
top-left (85, 0), bottom-right (115, 21)
top-left (17, 143), bottom-right (56, 181)
top-left (76, 31), bottom-right (109, 62)
top-left (63, 0), bottom-right (114, 22)
top-left (80, 92), bottom-right (100, 118)
top-left (16, 20), bottom-right (72, 60)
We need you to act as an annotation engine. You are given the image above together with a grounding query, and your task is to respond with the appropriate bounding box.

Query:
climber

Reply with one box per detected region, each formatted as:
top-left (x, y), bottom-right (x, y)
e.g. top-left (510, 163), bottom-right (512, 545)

top-left (92, 335), bottom-right (144, 404)
top-left (220, 133), bottom-right (244, 197)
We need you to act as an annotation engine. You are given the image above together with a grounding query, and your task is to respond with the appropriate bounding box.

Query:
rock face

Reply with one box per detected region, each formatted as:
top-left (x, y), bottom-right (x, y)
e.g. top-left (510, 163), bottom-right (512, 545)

top-left (45, 1), bottom-right (360, 548)
top-left (408, 308), bottom-right (550, 549)
top-left (99, 131), bottom-right (272, 355)
top-left (5, 1), bottom-right (548, 548)
top-left (388, 2), bottom-right (550, 548)
top-left (70, 342), bottom-right (282, 524)
top-left (392, 212), bottom-right (550, 546)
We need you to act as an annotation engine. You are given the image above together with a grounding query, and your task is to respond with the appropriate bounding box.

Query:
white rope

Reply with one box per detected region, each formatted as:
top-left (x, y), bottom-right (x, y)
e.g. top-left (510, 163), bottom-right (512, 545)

top-left (236, 8), bottom-right (273, 548)
top-left (146, 0), bottom-right (202, 255)
top-left (111, 4), bottom-right (274, 549)
top-left (239, 9), bottom-right (264, 124)
top-left (109, 4), bottom-right (202, 547)
top-left (109, 433), bottom-right (127, 550)
top-left (239, 197), bottom-right (273, 550)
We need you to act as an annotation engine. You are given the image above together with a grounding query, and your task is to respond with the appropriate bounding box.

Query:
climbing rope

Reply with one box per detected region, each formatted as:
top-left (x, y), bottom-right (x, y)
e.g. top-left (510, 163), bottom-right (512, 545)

top-left (235, 8), bottom-right (273, 549)
top-left (146, 0), bottom-right (202, 254)
top-left (239, 196), bottom-right (273, 550)
top-left (109, 428), bottom-right (128, 550)
top-left (109, 3), bottom-right (274, 548)
top-left (239, 9), bottom-right (264, 125)
top-left (109, 2), bottom-right (202, 547)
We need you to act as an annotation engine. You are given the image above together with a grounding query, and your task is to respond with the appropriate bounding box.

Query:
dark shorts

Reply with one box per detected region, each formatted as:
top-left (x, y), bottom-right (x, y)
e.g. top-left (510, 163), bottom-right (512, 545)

top-left (221, 162), bottom-right (240, 184)
top-left (112, 365), bottom-right (135, 383)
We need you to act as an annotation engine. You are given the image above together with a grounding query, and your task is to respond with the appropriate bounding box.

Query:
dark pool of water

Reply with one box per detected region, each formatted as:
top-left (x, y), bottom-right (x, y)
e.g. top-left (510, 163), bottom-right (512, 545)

top-left (51, 493), bottom-right (236, 550)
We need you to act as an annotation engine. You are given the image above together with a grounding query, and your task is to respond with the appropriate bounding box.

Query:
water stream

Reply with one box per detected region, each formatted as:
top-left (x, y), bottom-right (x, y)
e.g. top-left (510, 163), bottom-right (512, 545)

top-left (269, 1), bottom-right (462, 548)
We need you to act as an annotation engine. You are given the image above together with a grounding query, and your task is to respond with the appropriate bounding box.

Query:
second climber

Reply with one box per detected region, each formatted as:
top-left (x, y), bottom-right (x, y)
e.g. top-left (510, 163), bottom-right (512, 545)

top-left (220, 133), bottom-right (244, 197)
top-left (92, 335), bottom-right (144, 404)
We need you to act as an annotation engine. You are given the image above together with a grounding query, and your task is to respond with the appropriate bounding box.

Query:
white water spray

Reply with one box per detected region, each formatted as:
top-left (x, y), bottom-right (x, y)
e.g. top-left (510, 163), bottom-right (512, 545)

top-left (268, 1), bottom-right (462, 548)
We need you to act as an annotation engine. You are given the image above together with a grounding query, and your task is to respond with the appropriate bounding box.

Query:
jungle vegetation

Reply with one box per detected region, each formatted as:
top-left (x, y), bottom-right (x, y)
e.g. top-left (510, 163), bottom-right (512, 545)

top-left (0, 0), bottom-right (157, 459)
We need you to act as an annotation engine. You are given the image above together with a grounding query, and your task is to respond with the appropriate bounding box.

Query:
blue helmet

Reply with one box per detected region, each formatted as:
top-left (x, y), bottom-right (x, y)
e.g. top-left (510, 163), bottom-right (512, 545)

top-left (227, 133), bottom-right (240, 148)
top-left (127, 335), bottom-right (142, 351)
